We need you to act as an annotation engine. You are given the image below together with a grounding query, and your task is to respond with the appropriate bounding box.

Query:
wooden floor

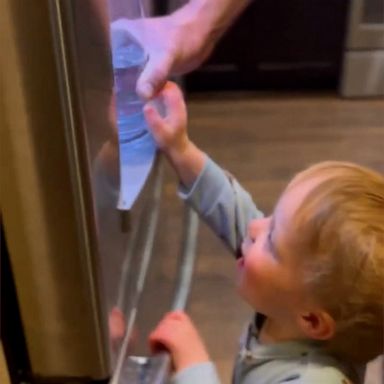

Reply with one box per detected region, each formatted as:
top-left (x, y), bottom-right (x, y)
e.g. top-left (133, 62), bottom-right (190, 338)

top-left (161, 92), bottom-right (384, 384)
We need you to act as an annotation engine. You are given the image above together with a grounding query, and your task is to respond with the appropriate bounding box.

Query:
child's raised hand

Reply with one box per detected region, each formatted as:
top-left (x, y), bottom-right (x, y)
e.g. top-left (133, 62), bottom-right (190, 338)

top-left (149, 310), bottom-right (210, 373)
top-left (143, 82), bottom-right (189, 157)
top-left (144, 81), bottom-right (205, 188)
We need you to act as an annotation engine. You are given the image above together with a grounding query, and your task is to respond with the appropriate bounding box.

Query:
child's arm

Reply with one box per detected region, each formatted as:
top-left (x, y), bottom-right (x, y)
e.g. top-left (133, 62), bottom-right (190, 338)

top-left (143, 82), bottom-right (206, 189)
top-left (144, 82), bottom-right (264, 255)
top-left (182, 156), bottom-right (266, 255)
top-left (149, 311), bottom-right (221, 384)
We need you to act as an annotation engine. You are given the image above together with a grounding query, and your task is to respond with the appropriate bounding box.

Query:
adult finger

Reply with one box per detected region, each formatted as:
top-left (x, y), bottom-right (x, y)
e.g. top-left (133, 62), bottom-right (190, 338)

top-left (137, 54), bottom-right (173, 100)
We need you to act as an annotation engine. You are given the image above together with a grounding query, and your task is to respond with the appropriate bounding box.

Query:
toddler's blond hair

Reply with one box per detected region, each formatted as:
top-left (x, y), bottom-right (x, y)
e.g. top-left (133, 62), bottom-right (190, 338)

top-left (288, 161), bottom-right (384, 364)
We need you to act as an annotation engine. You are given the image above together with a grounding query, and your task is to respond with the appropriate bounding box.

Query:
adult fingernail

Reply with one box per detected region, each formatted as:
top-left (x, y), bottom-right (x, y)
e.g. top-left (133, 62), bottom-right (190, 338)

top-left (138, 83), bottom-right (153, 99)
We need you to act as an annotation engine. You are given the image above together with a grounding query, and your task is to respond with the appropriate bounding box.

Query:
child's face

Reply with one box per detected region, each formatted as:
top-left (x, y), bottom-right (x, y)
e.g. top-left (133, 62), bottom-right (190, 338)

top-left (237, 176), bottom-right (320, 320)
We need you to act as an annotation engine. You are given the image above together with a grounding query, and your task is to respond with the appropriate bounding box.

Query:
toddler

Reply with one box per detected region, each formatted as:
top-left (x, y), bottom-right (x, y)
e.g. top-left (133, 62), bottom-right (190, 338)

top-left (143, 82), bottom-right (384, 384)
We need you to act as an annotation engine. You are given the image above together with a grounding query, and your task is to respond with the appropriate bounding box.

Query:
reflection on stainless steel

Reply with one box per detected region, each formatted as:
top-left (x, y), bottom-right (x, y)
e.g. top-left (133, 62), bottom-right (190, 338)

top-left (117, 131), bottom-right (157, 210)
top-left (110, 18), bottom-right (157, 210)
top-left (172, 208), bottom-right (199, 311)
top-left (111, 159), bottom-right (163, 384)
top-left (119, 353), bottom-right (171, 384)
top-left (112, 205), bottom-right (199, 384)
top-left (1, 0), bottom-right (199, 380)
top-left (110, 16), bottom-right (151, 209)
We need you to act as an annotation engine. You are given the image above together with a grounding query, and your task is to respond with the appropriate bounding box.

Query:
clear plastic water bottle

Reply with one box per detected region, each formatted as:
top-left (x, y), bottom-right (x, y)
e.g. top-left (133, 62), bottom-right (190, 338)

top-left (111, 31), bottom-right (147, 144)
top-left (110, 24), bottom-right (157, 210)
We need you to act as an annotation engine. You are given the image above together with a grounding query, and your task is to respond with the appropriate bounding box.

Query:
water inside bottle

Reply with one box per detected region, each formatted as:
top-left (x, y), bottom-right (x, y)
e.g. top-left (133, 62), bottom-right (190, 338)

top-left (112, 34), bottom-right (148, 144)
top-left (110, 28), bottom-right (157, 209)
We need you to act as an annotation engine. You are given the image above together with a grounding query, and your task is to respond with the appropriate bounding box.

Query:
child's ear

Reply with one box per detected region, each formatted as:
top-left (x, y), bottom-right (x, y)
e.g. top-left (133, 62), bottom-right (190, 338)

top-left (297, 310), bottom-right (335, 341)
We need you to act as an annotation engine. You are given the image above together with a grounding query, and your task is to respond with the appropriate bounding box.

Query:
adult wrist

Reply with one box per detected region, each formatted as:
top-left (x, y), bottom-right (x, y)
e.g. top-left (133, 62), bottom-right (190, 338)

top-left (171, 3), bottom-right (213, 51)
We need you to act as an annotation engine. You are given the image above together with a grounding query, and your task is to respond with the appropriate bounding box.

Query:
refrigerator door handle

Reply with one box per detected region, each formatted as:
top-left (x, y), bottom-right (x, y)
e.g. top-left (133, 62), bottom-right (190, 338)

top-left (120, 353), bottom-right (171, 384)
top-left (171, 206), bottom-right (199, 312)
top-left (111, 205), bottom-right (199, 384)
top-left (110, 158), bottom-right (163, 384)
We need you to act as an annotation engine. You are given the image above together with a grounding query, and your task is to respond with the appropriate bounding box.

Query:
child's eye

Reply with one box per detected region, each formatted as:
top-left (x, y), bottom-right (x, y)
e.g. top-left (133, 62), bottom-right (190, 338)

top-left (266, 231), bottom-right (274, 252)
top-left (267, 231), bottom-right (279, 260)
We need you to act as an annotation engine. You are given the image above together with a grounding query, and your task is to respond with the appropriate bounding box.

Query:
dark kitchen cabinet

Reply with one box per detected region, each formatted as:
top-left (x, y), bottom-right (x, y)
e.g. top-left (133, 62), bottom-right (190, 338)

top-left (184, 0), bottom-right (350, 91)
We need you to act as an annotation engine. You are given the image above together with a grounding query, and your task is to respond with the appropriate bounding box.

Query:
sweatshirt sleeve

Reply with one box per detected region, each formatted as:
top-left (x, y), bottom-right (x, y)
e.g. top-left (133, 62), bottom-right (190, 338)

top-left (171, 362), bottom-right (221, 384)
top-left (278, 366), bottom-right (354, 384)
top-left (178, 156), bottom-right (264, 257)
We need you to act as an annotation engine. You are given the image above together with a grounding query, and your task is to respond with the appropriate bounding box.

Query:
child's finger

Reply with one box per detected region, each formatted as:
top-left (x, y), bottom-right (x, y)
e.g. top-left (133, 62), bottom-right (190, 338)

top-left (143, 103), bottom-right (165, 135)
top-left (148, 330), bottom-right (170, 353)
top-left (161, 82), bottom-right (187, 127)
top-left (108, 307), bottom-right (126, 341)
top-left (167, 310), bottom-right (189, 321)
top-left (149, 323), bottom-right (178, 353)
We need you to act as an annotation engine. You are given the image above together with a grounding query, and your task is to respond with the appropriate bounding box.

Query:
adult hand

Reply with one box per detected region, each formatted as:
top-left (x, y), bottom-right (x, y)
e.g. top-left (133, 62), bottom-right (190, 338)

top-left (112, 14), bottom-right (214, 100)
top-left (111, 0), bottom-right (251, 99)
top-left (149, 311), bottom-right (210, 373)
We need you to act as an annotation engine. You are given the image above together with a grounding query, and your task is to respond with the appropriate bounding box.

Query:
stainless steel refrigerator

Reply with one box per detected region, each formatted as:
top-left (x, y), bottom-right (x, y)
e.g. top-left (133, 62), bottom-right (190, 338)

top-left (0, 0), bottom-right (197, 382)
top-left (341, 0), bottom-right (384, 96)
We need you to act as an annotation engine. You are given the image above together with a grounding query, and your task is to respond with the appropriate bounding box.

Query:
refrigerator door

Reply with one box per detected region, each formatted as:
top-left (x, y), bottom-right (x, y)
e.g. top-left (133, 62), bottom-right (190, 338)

top-left (1, 0), bottom-right (198, 381)
top-left (1, 0), bottom-right (111, 378)
top-left (1, 0), bottom-right (159, 378)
